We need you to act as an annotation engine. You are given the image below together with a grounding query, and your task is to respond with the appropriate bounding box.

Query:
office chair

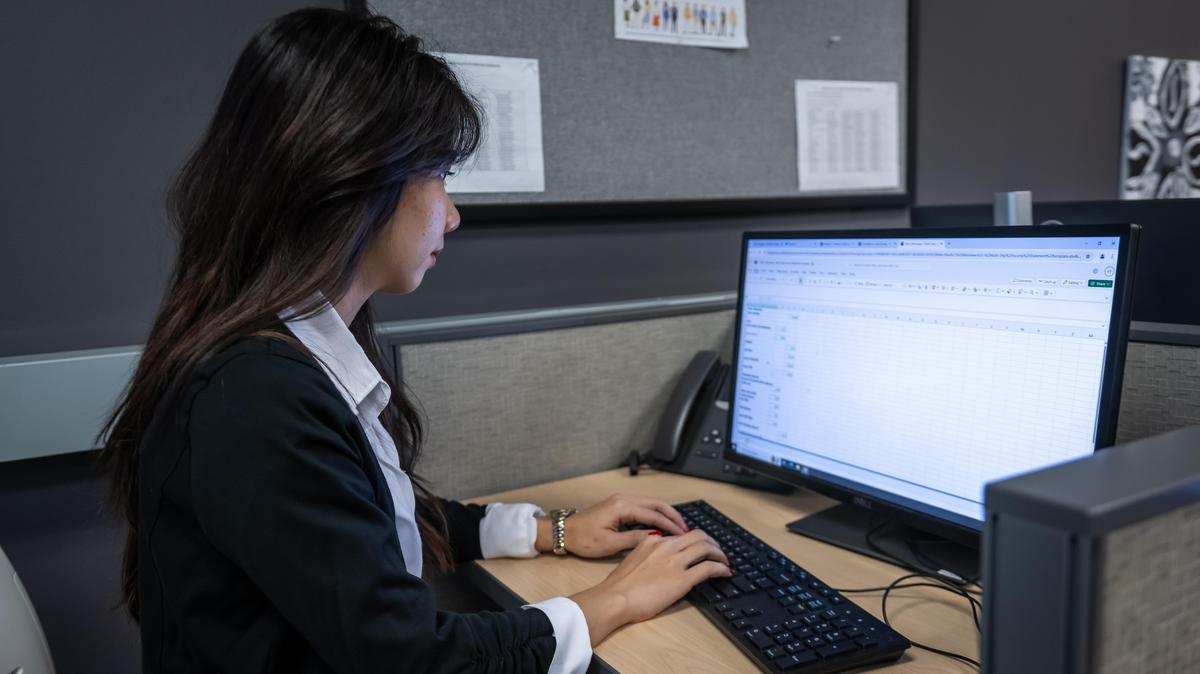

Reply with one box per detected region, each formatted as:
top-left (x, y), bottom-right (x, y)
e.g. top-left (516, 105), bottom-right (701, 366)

top-left (0, 544), bottom-right (56, 674)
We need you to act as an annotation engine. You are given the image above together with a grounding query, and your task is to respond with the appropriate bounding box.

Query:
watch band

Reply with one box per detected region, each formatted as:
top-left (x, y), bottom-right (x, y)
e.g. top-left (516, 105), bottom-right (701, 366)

top-left (551, 507), bottom-right (577, 556)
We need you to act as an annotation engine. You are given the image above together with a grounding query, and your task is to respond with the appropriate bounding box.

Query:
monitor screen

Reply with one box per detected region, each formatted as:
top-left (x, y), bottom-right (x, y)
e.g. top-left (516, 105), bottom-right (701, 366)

top-left (728, 231), bottom-right (1128, 531)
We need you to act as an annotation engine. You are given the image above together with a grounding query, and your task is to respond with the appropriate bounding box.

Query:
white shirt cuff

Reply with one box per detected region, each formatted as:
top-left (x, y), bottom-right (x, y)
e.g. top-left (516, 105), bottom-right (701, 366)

top-left (480, 502), bottom-right (545, 559)
top-left (524, 597), bottom-right (593, 674)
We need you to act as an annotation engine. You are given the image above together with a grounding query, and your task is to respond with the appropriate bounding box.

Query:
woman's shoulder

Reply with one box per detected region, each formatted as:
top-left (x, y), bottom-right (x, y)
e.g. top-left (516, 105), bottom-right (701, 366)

top-left (186, 335), bottom-right (342, 414)
top-left (197, 334), bottom-right (315, 376)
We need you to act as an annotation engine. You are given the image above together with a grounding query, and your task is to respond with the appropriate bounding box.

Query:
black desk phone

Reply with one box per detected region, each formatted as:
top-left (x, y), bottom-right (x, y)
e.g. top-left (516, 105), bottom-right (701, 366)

top-left (634, 351), bottom-right (791, 494)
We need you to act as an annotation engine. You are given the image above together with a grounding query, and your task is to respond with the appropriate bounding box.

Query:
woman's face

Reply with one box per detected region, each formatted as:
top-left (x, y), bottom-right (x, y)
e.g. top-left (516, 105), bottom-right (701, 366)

top-left (369, 174), bottom-right (460, 294)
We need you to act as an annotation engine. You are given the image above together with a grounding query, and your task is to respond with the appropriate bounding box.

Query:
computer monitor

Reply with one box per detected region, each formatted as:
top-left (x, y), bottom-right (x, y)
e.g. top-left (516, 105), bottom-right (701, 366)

top-left (725, 225), bottom-right (1140, 569)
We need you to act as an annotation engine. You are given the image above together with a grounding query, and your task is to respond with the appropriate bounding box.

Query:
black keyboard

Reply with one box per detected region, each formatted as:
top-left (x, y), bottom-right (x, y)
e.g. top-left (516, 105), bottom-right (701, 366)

top-left (677, 500), bottom-right (910, 672)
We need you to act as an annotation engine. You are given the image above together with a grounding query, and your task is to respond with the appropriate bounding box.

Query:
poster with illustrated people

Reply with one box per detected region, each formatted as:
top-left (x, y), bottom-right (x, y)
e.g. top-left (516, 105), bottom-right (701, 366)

top-left (615, 0), bottom-right (748, 49)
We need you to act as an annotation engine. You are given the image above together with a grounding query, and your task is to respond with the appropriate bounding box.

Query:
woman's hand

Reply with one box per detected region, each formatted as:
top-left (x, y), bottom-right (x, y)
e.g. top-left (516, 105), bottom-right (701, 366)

top-left (535, 493), bottom-right (690, 558)
top-left (570, 530), bottom-right (732, 646)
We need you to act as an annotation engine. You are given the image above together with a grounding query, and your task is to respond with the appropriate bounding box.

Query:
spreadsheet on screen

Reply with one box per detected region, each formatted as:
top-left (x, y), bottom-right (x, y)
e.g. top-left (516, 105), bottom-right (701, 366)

top-left (730, 236), bottom-right (1121, 523)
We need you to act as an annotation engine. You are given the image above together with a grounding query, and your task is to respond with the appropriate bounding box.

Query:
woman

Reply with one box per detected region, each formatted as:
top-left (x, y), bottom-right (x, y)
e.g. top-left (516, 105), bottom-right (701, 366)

top-left (98, 7), bottom-right (730, 674)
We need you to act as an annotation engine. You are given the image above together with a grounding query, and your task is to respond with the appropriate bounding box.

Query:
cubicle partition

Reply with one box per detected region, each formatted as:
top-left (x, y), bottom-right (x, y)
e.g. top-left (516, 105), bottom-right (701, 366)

top-left (384, 295), bottom-right (736, 498)
top-left (984, 426), bottom-right (1200, 673)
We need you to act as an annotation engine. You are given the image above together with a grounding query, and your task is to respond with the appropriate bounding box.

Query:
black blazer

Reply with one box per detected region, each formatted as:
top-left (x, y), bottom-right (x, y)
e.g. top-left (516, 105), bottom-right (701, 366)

top-left (137, 337), bottom-right (557, 673)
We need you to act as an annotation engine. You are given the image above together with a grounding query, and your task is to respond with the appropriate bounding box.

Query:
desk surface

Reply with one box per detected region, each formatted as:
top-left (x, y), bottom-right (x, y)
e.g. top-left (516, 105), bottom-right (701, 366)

top-left (468, 468), bottom-right (979, 673)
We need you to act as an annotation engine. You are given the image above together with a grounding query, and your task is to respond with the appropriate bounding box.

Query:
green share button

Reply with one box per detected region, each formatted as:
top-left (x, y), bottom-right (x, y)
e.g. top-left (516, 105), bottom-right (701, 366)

top-left (1088, 279), bottom-right (1113, 288)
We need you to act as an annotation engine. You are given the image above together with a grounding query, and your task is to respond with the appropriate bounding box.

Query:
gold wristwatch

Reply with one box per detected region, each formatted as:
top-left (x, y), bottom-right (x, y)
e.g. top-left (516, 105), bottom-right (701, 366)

top-left (550, 507), bottom-right (577, 556)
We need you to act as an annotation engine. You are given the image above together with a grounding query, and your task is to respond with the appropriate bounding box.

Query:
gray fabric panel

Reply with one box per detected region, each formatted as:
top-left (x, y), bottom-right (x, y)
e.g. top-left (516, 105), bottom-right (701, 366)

top-left (1117, 342), bottom-right (1200, 444)
top-left (1095, 500), bottom-right (1200, 673)
top-left (403, 310), bottom-right (734, 499)
top-left (374, 0), bottom-right (907, 204)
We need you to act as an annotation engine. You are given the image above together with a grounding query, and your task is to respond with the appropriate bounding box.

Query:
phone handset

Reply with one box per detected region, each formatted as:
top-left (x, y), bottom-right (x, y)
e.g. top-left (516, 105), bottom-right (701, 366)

top-left (625, 351), bottom-right (721, 475)
top-left (651, 351), bottom-right (721, 464)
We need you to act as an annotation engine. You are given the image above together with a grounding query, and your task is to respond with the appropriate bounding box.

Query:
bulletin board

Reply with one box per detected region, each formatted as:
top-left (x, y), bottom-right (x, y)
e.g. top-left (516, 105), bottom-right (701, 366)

top-left (364, 0), bottom-right (911, 216)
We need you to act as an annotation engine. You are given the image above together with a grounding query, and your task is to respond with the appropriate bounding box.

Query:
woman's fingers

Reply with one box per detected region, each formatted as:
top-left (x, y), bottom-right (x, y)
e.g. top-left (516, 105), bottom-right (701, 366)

top-left (675, 537), bottom-right (729, 567)
top-left (612, 528), bottom-right (657, 550)
top-left (686, 560), bottom-right (733, 585)
top-left (626, 496), bottom-right (689, 533)
top-left (624, 505), bottom-right (685, 536)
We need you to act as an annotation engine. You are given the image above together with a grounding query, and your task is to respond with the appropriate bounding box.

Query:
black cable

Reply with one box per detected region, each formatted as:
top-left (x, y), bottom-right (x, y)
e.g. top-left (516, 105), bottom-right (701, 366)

top-left (835, 577), bottom-right (981, 631)
top-left (864, 518), bottom-right (981, 589)
top-left (834, 572), bottom-right (982, 669)
top-left (878, 570), bottom-right (979, 666)
top-left (837, 581), bottom-right (981, 627)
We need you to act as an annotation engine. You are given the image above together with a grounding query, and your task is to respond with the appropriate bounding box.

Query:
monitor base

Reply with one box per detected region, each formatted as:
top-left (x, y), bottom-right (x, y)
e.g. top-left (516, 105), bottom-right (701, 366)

top-left (785, 503), bottom-right (980, 582)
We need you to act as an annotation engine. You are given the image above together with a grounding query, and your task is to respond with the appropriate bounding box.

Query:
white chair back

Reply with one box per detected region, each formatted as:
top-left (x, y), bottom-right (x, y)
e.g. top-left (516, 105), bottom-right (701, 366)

top-left (0, 545), bottom-right (55, 674)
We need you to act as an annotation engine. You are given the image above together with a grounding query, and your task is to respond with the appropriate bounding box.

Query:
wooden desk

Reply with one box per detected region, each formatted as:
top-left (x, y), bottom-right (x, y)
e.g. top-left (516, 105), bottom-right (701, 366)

top-left (467, 468), bottom-right (979, 673)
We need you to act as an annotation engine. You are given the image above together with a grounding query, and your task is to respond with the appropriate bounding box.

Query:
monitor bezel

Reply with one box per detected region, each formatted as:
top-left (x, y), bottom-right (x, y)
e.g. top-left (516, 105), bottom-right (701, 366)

top-left (724, 224), bottom-right (1140, 547)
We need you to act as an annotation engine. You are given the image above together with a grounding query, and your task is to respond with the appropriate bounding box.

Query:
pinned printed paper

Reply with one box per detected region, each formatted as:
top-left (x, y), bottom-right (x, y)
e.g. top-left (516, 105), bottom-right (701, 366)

top-left (439, 53), bottom-right (546, 193)
top-left (615, 0), bottom-right (748, 49)
top-left (795, 80), bottom-right (901, 193)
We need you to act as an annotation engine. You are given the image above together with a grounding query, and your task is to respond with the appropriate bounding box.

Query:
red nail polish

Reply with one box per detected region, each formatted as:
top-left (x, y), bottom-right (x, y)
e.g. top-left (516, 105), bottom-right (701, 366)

top-left (648, 530), bottom-right (662, 536)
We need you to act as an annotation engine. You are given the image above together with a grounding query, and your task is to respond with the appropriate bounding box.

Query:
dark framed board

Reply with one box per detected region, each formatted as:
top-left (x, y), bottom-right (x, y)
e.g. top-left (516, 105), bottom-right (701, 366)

top-left (356, 0), bottom-right (911, 219)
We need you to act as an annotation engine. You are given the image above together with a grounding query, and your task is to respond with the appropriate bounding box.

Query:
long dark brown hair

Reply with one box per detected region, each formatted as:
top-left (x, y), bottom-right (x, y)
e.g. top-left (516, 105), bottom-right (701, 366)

top-left (97, 7), bottom-right (481, 621)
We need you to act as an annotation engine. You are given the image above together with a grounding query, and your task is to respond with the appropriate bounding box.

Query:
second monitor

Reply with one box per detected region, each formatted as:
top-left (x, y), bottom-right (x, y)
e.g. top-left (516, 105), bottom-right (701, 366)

top-left (725, 225), bottom-right (1140, 574)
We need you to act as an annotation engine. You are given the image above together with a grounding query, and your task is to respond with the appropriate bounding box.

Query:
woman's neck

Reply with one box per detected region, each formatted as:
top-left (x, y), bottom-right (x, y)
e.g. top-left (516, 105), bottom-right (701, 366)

top-left (333, 276), bottom-right (376, 326)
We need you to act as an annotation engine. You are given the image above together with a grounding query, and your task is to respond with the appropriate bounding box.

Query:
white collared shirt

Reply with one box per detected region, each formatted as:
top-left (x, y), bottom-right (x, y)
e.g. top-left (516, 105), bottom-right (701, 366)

top-left (284, 302), bottom-right (591, 674)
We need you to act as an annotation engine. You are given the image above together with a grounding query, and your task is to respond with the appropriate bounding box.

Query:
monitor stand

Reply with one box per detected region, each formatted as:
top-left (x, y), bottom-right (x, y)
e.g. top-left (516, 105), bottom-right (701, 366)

top-left (785, 503), bottom-right (980, 582)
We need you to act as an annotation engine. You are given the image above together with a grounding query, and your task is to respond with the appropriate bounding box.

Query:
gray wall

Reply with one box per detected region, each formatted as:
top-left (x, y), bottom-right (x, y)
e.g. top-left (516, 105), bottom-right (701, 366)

top-left (0, 0), bottom-right (341, 358)
top-left (914, 0), bottom-right (1200, 206)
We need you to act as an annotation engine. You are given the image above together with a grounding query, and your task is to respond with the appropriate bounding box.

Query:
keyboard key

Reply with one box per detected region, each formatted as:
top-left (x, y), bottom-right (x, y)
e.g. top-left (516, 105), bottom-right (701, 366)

top-left (731, 619), bottom-right (748, 630)
top-left (824, 631), bottom-right (845, 643)
top-left (724, 575), bottom-right (753, 590)
top-left (785, 643), bottom-right (804, 654)
top-left (745, 628), bottom-right (772, 650)
top-left (698, 587), bottom-right (722, 603)
top-left (822, 609), bottom-right (839, 620)
top-left (769, 588), bottom-right (788, 599)
top-left (817, 641), bottom-right (859, 658)
top-left (774, 633), bottom-right (796, 645)
top-left (787, 606), bottom-right (806, 615)
top-left (723, 610), bottom-right (739, 621)
top-left (855, 635), bottom-right (878, 648)
top-left (767, 571), bottom-right (793, 585)
top-left (763, 624), bottom-right (781, 635)
top-left (774, 653), bottom-right (818, 670)
top-left (783, 618), bottom-right (801, 630)
top-left (792, 627), bottom-right (812, 639)
top-left (714, 602), bottom-right (732, 613)
top-left (742, 607), bottom-right (761, 617)
top-left (716, 580), bottom-right (744, 597)
top-left (804, 636), bottom-right (826, 649)
top-left (778, 596), bottom-right (797, 607)
top-left (763, 647), bottom-right (782, 659)
top-left (755, 577), bottom-right (775, 589)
